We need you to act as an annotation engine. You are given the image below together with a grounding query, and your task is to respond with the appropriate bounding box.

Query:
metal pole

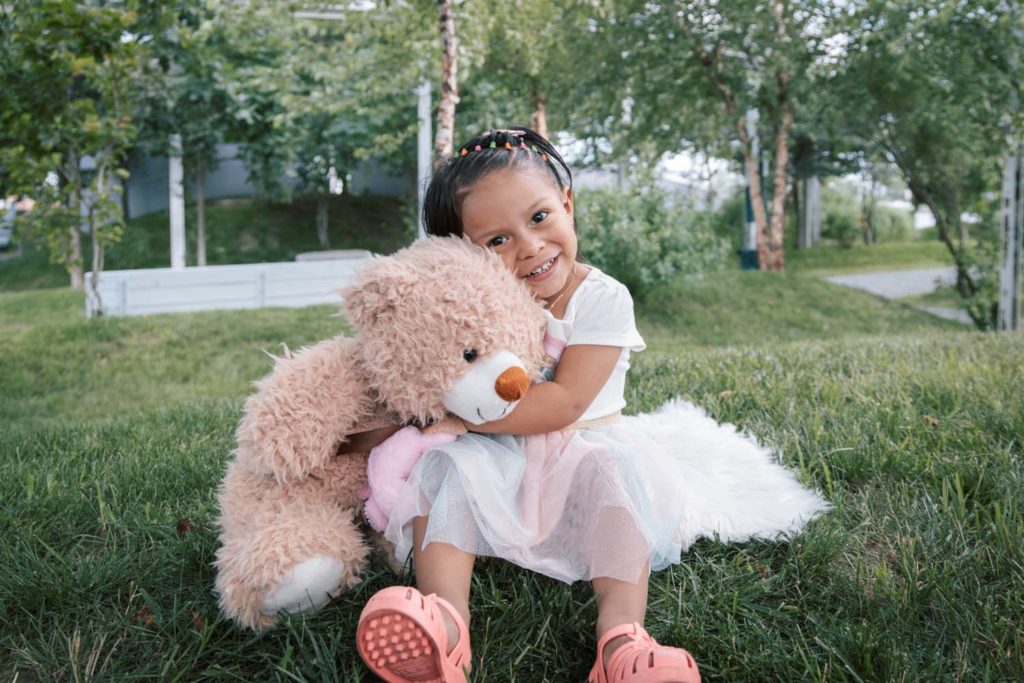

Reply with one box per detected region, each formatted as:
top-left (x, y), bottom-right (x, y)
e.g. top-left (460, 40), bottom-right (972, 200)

top-left (168, 133), bottom-right (186, 270)
top-left (416, 79), bottom-right (432, 239)
top-left (740, 108), bottom-right (759, 269)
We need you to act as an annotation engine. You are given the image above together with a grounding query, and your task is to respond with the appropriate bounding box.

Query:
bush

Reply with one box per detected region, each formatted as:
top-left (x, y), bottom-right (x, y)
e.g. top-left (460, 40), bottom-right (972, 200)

top-left (710, 190), bottom-right (747, 252)
top-left (576, 184), bottom-right (731, 299)
top-left (823, 211), bottom-right (860, 248)
top-left (872, 205), bottom-right (915, 242)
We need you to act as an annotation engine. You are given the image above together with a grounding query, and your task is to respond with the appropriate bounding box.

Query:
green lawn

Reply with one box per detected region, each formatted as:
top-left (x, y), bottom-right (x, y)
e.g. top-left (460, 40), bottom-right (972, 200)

top-left (786, 240), bottom-right (953, 276)
top-left (2, 269), bottom-right (1021, 681)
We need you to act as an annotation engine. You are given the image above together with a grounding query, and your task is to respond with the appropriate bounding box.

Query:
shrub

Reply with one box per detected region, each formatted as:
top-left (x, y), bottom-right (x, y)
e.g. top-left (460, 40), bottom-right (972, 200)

top-left (823, 211), bottom-right (860, 248)
top-left (575, 184), bottom-right (731, 299)
top-left (872, 205), bottom-right (915, 242)
top-left (710, 190), bottom-right (747, 252)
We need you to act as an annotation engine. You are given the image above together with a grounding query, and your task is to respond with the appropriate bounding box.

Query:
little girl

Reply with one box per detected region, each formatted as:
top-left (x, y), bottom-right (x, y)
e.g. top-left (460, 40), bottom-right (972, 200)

top-left (355, 128), bottom-right (827, 683)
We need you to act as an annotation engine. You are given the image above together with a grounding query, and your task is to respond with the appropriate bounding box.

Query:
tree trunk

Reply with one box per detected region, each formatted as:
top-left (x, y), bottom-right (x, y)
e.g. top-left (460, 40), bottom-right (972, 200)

top-left (736, 117), bottom-right (770, 269)
top-left (88, 162), bottom-right (107, 316)
top-left (316, 194), bottom-right (330, 249)
top-left (195, 159), bottom-right (207, 267)
top-left (766, 106), bottom-right (792, 271)
top-left (908, 179), bottom-right (993, 328)
top-left (434, 0), bottom-right (459, 166)
top-left (764, 0), bottom-right (791, 271)
top-left (66, 153), bottom-right (84, 290)
top-left (89, 201), bottom-right (104, 317)
top-left (860, 173), bottom-right (876, 246)
top-left (531, 92), bottom-right (548, 139)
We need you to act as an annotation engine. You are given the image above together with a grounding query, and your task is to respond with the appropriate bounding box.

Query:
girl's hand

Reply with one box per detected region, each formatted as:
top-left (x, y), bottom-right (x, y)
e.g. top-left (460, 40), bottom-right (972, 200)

top-left (422, 416), bottom-right (468, 437)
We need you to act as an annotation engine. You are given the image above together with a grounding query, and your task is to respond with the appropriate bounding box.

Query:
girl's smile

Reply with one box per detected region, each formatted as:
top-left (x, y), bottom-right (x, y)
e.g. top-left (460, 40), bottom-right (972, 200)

top-left (460, 167), bottom-right (579, 305)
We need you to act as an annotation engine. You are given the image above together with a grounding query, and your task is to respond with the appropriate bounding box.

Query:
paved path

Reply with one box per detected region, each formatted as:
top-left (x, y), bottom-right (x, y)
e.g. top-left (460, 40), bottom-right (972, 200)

top-left (824, 267), bottom-right (972, 325)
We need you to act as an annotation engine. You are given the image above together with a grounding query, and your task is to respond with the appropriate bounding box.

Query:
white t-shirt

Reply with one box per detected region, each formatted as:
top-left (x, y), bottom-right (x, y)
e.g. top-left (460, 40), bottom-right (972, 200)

top-left (539, 266), bottom-right (646, 422)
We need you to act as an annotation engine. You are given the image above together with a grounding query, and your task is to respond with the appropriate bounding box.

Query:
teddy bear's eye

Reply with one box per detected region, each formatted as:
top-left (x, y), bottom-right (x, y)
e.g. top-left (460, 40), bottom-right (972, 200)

top-left (462, 349), bottom-right (479, 363)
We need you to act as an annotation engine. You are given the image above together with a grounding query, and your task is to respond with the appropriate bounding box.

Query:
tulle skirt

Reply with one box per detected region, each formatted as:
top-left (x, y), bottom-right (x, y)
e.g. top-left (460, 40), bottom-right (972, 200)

top-left (384, 398), bottom-right (829, 585)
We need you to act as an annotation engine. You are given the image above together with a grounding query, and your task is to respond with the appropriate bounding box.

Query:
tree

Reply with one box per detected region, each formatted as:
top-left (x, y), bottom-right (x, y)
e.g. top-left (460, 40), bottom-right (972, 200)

top-left (0, 0), bottom-right (142, 293)
top-left (836, 0), bottom-right (1019, 328)
top-left (135, 1), bottom-right (236, 266)
top-left (582, 0), bottom-right (841, 270)
top-left (217, 2), bottom-right (429, 246)
top-left (466, 1), bottom-right (585, 139)
top-left (434, 0), bottom-right (459, 163)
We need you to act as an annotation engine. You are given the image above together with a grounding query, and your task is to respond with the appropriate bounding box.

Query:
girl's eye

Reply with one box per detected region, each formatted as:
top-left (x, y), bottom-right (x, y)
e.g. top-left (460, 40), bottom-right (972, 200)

top-left (487, 235), bottom-right (509, 248)
top-left (462, 349), bottom-right (479, 363)
top-left (531, 211), bottom-right (548, 224)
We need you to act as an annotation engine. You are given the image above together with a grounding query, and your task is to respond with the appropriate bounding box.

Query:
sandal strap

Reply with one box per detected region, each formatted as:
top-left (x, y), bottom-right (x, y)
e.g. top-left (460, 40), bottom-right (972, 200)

top-left (595, 622), bottom-right (652, 656)
top-left (590, 622), bottom-right (701, 683)
top-left (428, 593), bottom-right (472, 678)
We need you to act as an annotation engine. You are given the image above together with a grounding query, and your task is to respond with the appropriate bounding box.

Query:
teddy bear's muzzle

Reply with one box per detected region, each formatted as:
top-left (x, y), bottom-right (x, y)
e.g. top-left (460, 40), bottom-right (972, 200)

top-left (443, 349), bottom-right (531, 425)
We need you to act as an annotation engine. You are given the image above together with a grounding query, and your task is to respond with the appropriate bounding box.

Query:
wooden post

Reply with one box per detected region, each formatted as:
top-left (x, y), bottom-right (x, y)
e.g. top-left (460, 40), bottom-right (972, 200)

top-left (998, 149), bottom-right (1023, 331)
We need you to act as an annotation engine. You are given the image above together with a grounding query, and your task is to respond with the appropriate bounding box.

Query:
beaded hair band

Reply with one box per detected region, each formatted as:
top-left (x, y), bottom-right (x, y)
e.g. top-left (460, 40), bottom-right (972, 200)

top-left (456, 130), bottom-right (548, 161)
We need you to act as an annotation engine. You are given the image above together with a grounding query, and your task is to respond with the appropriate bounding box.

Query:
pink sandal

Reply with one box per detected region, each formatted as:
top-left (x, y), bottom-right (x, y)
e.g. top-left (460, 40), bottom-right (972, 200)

top-left (588, 623), bottom-right (701, 683)
top-left (356, 586), bottom-right (471, 683)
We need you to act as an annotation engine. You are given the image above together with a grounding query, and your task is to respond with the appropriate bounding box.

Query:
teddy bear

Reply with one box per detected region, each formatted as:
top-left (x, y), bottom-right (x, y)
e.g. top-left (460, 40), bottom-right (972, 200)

top-left (214, 236), bottom-right (546, 631)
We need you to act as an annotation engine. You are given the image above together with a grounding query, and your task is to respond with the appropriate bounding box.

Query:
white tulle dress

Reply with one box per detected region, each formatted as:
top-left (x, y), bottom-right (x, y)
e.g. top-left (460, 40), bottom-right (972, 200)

top-left (384, 267), bottom-right (829, 585)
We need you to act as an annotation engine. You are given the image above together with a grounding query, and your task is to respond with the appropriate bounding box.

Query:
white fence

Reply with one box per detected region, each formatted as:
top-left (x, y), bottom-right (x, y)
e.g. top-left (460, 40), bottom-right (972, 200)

top-left (84, 252), bottom-right (373, 318)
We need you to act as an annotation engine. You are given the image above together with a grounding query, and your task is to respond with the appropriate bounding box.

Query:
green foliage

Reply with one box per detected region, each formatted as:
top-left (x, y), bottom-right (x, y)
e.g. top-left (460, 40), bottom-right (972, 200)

top-left (708, 190), bottom-right (746, 252)
top-left (823, 211), bottom-right (860, 249)
top-left (835, 0), bottom-right (1017, 328)
top-left (821, 185), bottom-right (917, 247)
top-left (576, 183), bottom-right (731, 299)
top-left (1, 0), bottom-right (142, 284)
top-left (872, 204), bottom-right (915, 243)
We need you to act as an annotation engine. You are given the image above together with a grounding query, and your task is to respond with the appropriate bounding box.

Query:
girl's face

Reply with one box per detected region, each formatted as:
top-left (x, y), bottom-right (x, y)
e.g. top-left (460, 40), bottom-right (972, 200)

top-left (460, 166), bottom-right (577, 303)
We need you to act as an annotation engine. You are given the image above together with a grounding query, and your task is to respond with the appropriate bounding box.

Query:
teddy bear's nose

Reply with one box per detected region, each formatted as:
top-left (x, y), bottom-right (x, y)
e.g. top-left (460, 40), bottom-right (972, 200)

top-left (495, 366), bottom-right (530, 402)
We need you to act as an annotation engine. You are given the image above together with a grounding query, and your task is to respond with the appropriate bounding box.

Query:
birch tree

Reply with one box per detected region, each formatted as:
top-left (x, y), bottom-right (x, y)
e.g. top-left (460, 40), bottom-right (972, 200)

top-left (586, 0), bottom-right (840, 270)
top-left (434, 0), bottom-right (459, 163)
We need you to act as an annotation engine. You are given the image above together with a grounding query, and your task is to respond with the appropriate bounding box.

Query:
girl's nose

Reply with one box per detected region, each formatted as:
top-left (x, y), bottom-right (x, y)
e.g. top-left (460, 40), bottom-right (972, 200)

top-left (519, 233), bottom-right (544, 259)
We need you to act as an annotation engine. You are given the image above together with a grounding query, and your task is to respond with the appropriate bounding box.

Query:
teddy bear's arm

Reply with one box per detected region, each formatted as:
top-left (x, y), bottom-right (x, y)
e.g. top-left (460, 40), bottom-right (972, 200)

top-left (235, 336), bottom-right (383, 483)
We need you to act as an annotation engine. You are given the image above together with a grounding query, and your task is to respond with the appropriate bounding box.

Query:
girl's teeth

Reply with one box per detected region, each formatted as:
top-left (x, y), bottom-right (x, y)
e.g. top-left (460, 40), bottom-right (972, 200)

top-left (529, 258), bottom-right (554, 277)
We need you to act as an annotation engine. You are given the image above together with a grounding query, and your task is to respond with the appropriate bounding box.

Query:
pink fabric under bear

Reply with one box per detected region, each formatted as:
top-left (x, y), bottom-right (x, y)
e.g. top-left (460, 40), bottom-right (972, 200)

top-left (364, 426), bottom-right (457, 532)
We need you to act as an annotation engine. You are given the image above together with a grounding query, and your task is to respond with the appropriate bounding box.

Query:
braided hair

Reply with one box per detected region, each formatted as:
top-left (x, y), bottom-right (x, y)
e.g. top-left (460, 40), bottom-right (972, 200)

top-left (422, 126), bottom-right (574, 238)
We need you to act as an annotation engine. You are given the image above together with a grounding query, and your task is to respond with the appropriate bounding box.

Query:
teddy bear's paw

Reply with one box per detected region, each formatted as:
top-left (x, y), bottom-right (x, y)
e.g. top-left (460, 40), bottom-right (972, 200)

top-left (260, 555), bottom-right (345, 618)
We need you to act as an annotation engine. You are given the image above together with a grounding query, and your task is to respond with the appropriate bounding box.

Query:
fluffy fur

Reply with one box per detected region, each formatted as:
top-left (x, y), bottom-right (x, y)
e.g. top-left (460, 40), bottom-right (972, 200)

top-left (214, 237), bottom-right (546, 630)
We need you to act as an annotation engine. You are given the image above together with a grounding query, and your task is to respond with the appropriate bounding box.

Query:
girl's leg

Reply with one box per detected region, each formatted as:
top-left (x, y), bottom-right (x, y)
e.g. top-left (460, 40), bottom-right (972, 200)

top-left (412, 515), bottom-right (475, 653)
top-left (593, 566), bottom-right (649, 666)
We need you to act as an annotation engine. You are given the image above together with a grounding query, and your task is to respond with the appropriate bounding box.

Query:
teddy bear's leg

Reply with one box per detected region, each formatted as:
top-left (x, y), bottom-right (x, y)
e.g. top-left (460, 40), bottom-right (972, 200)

top-left (262, 554), bottom-right (346, 616)
top-left (215, 465), bottom-right (370, 630)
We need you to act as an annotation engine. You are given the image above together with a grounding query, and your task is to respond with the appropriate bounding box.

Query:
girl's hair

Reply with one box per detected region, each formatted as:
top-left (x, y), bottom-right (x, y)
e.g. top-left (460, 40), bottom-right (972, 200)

top-left (422, 126), bottom-right (574, 238)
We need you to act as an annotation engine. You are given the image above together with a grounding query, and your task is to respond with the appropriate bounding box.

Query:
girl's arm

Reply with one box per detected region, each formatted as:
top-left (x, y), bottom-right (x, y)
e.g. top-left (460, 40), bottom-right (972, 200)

top-left (469, 343), bottom-right (621, 435)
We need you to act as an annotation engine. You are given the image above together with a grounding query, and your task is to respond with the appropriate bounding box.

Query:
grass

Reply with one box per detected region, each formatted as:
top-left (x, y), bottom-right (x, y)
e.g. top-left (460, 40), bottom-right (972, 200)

top-left (0, 193), bottom-right (412, 291)
top-left (639, 271), bottom-right (956, 350)
top-left (2, 268), bottom-right (1022, 681)
top-left (786, 240), bottom-right (953, 276)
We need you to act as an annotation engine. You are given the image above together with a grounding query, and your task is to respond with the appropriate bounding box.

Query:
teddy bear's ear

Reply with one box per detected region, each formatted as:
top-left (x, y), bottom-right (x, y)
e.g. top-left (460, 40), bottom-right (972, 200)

top-left (341, 259), bottom-right (419, 331)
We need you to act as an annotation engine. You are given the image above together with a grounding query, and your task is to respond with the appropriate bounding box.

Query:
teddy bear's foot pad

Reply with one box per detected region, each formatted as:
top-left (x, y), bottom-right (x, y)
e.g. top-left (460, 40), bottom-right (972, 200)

top-left (261, 555), bottom-right (345, 617)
